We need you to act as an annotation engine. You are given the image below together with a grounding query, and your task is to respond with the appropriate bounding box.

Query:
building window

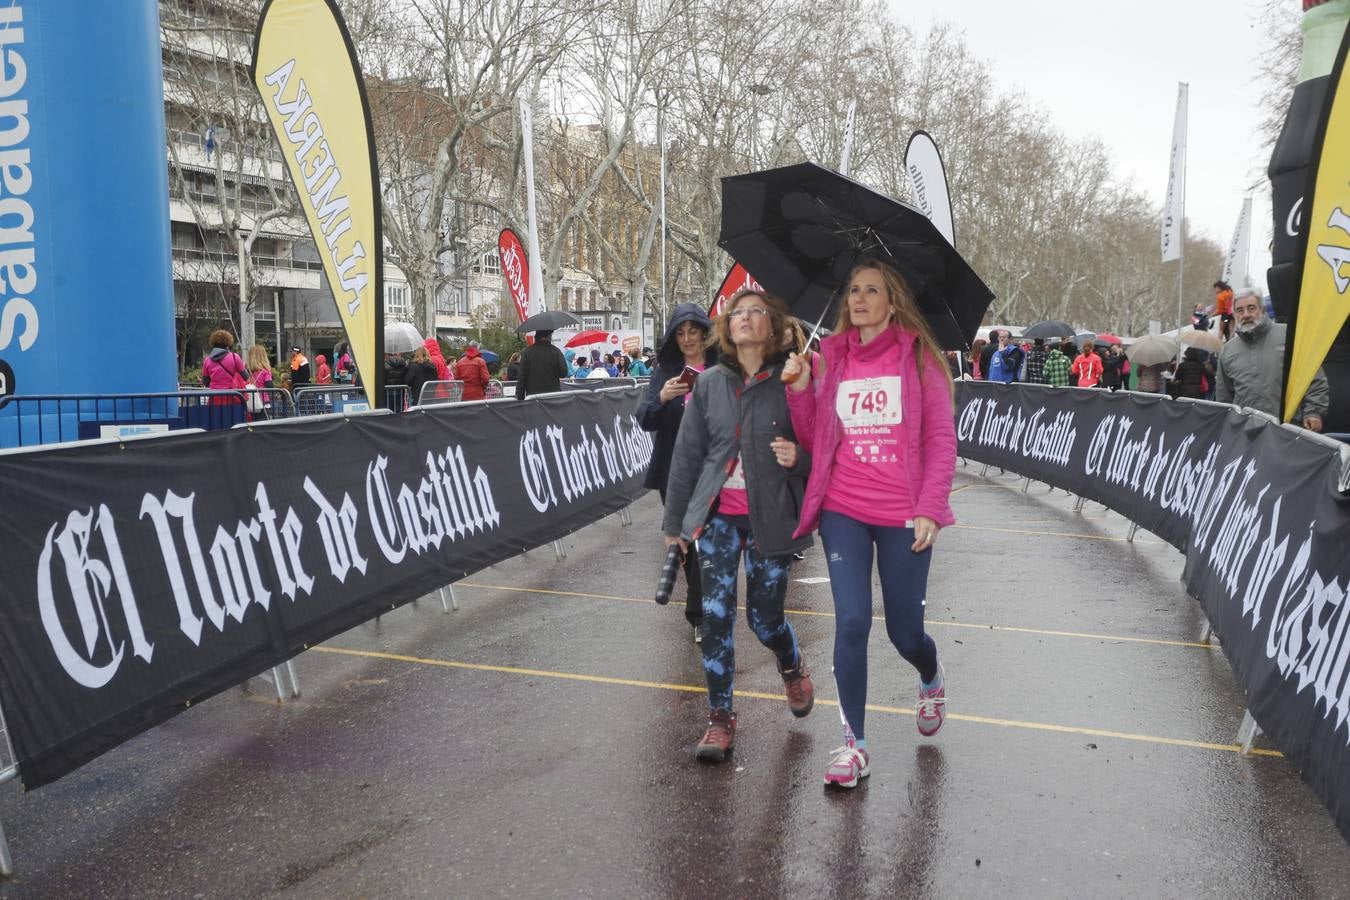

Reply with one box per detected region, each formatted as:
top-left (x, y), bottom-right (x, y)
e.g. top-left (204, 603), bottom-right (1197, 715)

top-left (386, 283), bottom-right (410, 321)
top-left (472, 251), bottom-right (501, 276)
top-left (437, 283), bottom-right (468, 316)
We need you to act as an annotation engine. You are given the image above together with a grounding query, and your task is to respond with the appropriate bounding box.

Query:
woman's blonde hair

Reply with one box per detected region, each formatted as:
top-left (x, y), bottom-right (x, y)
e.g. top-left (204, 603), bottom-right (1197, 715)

top-left (835, 258), bottom-right (952, 394)
top-left (412, 346), bottom-right (430, 363)
top-left (246, 344), bottom-right (271, 372)
top-left (713, 289), bottom-right (790, 376)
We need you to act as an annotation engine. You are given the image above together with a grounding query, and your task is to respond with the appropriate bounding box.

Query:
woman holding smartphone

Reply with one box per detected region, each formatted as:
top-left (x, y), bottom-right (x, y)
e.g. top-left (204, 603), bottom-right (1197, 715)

top-left (638, 304), bottom-right (719, 642)
top-left (782, 258), bottom-right (957, 789)
top-left (663, 289), bottom-right (814, 762)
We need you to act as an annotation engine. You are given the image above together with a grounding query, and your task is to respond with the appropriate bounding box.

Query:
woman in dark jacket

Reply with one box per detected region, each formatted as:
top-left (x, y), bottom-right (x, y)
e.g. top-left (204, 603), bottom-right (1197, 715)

top-left (1172, 348), bottom-right (1210, 399)
top-left (663, 290), bottom-right (814, 763)
top-left (637, 303), bottom-right (718, 640)
top-left (403, 346), bottom-right (439, 408)
top-left (1100, 344), bottom-right (1126, 391)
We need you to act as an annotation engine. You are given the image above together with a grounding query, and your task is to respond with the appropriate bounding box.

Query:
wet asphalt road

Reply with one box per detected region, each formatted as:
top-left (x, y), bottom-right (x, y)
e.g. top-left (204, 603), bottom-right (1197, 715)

top-left (0, 464), bottom-right (1348, 898)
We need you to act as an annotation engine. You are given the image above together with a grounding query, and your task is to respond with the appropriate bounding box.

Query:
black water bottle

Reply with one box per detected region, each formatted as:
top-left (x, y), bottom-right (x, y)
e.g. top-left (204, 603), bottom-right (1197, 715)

top-left (654, 543), bottom-right (684, 605)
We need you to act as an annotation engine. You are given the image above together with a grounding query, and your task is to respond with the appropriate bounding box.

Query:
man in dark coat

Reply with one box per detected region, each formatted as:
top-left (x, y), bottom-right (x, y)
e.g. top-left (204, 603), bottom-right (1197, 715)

top-left (515, 330), bottom-right (568, 399)
top-left (637, 303), bottom-right (718, 641)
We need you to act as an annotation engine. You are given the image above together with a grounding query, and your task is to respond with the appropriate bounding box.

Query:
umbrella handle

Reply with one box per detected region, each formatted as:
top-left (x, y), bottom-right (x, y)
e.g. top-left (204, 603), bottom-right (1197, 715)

top-left (780, 353), bottom-right (811, 386)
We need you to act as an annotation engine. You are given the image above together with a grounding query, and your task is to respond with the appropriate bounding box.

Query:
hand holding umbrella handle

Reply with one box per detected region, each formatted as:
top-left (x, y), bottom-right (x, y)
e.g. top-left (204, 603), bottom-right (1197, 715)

top-left (655, 540), bottom-right (687, 605)
top-left (781, 352), bottom-right (811, 391)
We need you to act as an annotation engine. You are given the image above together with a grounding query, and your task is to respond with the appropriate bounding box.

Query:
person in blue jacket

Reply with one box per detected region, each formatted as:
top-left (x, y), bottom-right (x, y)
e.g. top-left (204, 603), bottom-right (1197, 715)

top-left (987, 331), bottom-right (1023, 383)
top-left (637, 303), bottom-right (718, 643)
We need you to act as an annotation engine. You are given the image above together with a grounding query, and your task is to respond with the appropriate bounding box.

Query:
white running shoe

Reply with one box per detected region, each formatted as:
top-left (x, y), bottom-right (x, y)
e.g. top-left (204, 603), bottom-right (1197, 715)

top-left (823, 744), bottom-right (870, 789)
top-left (917, 663), bottom-right (946, 737)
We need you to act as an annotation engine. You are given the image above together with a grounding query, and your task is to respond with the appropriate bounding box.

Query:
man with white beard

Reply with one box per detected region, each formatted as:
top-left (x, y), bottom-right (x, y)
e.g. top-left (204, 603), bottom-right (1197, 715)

top-left (1216, 290), bottom-right (1329, 431)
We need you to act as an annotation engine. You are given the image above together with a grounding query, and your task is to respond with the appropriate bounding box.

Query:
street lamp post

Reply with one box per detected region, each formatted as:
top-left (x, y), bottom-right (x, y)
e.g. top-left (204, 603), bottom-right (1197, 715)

top-left (749, 82), bottom-right (772, 167)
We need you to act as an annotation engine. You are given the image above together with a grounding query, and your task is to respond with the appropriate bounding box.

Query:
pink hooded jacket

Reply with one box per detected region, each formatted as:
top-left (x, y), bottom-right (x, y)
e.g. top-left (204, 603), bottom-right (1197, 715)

top-left (788, 323), bottom-right (958, 538)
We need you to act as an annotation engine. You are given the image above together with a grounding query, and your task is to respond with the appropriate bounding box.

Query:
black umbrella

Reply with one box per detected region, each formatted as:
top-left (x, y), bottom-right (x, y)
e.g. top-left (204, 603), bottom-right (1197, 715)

top-left (516, 309), bottom-right (580, 334)
top-left (718, 162), bottom-right (994, 350)
top-left (1022, 320), bottom-right (1077, 340)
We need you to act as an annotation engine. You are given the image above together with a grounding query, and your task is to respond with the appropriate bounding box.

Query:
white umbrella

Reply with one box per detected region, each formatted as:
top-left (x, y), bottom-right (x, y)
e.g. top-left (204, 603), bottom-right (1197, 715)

top-left (1126, 335), bottom-right (1180, 367)
top-left (1176, 326), bottom-right (1222, 353)
top-left (384, 321), bottom-right (423, 353)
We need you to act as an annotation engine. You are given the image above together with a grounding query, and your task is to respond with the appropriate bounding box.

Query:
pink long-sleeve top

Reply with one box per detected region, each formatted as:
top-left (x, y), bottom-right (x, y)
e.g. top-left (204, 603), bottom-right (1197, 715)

top-left (787, 324), bottom-right (958, 535)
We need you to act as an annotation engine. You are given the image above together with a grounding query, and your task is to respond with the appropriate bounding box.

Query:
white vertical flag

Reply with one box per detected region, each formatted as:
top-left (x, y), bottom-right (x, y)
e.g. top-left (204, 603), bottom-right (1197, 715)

top-left (904, 130), bottom-right (957, 249)
top-left (519, 97), bottom-right (546, 314)
top-left (1222, 196), bottom-right (1253, 288)
top-left (658, 125), bottom-right (667, 323)
top-left (1161, 82), bottom-right (1188, 262)
top-left (839, 100), bottom-right (857, 176)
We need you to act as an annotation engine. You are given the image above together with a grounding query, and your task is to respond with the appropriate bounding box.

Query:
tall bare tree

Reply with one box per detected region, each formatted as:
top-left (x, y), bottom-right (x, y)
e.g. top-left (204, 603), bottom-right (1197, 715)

top-left (162, 0), bottom-right (297, 349)
top-left (364, 0), bottom-right (589, 333)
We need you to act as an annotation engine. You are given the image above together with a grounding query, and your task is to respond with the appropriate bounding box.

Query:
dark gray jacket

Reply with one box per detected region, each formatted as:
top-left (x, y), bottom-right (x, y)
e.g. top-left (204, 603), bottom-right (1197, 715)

top-left (662, 359), bottom-right (812, 556)
top-left (1216, 318), bottom-right (1330, 420)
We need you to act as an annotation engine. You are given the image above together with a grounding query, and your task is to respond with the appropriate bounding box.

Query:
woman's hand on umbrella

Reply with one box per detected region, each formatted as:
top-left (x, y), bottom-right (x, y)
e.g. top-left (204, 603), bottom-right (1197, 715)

top-left (770, 437), bottom-right (798, 469)
top-left (664, 535), bottom-right (689, 554)
top-left (911, 516), bottom-right (940, 552)
top-left (660, 377), bottom-right (691, 404)
top-left (781, 352), bottom-right (811, 391)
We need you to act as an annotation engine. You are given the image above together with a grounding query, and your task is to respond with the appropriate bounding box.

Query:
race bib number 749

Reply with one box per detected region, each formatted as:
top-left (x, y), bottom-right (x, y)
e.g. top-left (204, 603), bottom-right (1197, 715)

top-left (836, 376), bottom-right (902, 428)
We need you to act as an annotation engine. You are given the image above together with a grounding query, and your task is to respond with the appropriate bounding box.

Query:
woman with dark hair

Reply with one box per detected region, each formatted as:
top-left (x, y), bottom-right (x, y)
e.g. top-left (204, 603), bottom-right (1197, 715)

top-left (968, 338), bottom-right (987, 379)
top-left (639, 304), bottom-right (718, 641)
top-left (663, 290), bottom-right (815, 762)
top-left (783, 258), bottom-right (958, 789)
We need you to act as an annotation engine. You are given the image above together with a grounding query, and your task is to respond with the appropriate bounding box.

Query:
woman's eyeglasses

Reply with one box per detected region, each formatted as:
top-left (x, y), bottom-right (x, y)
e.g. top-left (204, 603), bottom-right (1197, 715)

top-left (728, 307), bottom-right (770, 319)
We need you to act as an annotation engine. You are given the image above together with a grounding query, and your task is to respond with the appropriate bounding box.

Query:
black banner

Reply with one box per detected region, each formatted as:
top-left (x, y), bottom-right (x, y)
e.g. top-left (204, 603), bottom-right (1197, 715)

top-left (0, 389), bottom-right (652, 789)
top-left (955, 382), bottom-right (1350, 841)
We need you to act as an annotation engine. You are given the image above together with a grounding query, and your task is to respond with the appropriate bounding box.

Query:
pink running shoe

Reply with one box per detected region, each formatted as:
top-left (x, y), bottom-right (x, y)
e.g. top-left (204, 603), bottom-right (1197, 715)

top-left (823, 744), bottom-right (870, 789)
top-left (916, 664), bottom-right (946, 737)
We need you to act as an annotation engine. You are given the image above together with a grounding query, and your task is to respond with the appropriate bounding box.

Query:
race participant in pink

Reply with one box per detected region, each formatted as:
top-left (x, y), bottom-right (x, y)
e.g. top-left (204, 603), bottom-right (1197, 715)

top-left (782, 258), bottom-right (957, 790)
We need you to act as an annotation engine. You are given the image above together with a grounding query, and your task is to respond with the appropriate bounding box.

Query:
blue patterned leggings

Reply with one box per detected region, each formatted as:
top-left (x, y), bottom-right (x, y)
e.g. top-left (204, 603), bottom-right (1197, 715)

top-left (697, 515), bottom-right (800, 711)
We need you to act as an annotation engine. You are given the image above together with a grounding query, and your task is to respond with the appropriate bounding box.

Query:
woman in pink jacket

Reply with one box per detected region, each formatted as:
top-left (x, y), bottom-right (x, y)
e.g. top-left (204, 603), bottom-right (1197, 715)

top-left (783, 258), bottom-right (957, 790)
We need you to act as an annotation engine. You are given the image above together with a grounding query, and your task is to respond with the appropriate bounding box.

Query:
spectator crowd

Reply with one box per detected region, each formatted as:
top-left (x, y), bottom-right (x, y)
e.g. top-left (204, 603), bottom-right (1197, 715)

top-left (954, 285), bottom-right (1332, 433)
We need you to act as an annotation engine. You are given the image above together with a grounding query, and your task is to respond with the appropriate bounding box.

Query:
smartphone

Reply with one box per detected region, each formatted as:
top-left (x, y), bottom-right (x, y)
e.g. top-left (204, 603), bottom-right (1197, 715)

top-left (678, 366), bottom-right (700, 388)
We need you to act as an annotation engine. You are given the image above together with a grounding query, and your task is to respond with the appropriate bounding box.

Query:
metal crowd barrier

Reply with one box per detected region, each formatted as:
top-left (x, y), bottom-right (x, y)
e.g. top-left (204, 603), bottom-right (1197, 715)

top-left (0, 391), bottom-right (249, 448)
top-left (242, 387), bottom-right (295, 420)
top-left (292, 384), bottom-right (411, 415)
top-left (0, 387), bottom-right (655, 875)
top-left (416, 380), bottom-right (464, 406)
top-left (560, 377), bottom-right (639, 391)
top-left (415, 380), bottom-right (508, 406)
top-left (0, 682), bottom-right (17, 876)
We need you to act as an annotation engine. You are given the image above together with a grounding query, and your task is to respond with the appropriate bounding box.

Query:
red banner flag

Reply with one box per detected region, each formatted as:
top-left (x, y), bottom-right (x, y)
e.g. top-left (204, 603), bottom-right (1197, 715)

top-left (709, 263), bottom-right (763, 317)
top-left (499, 228), bottom-right (530, 323)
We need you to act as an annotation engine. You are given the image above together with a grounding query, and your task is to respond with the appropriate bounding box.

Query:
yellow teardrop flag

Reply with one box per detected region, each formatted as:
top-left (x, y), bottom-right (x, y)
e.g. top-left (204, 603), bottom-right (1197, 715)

top-left (1286, 25), bottom-right (1350, 422)
top-left (251, 0), bottom-right (382, 408)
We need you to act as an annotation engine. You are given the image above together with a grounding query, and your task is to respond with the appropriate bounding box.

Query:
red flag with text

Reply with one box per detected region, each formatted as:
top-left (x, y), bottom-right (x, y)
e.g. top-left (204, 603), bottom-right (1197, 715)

top-left (709, 263), bottom-right (762, 317)
top-left (499, 228), bottom-right (530, 323)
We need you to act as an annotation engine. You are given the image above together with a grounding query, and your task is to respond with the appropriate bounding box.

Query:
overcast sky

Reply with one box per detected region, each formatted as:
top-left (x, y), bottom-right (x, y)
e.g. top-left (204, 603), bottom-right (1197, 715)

top-left (893, 0), bottom-right (1282, 287)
